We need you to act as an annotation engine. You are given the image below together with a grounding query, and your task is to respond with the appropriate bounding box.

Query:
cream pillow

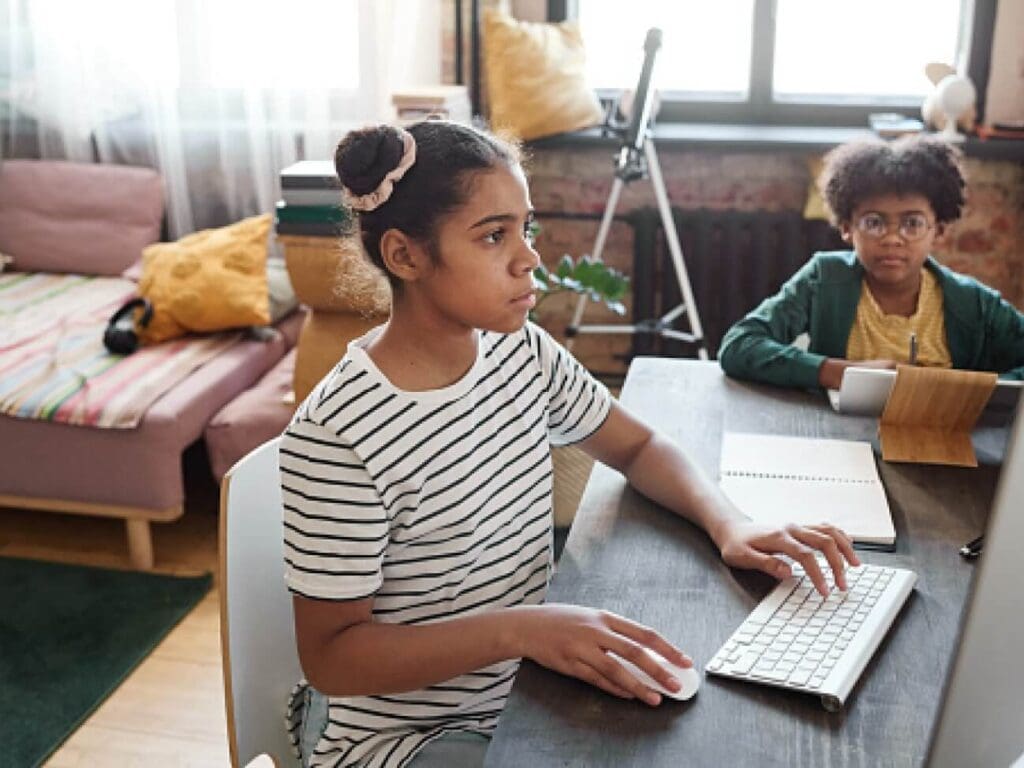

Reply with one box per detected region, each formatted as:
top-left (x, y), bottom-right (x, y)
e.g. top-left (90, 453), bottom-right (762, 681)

top-left (483, 8), bottom-right (604, 141)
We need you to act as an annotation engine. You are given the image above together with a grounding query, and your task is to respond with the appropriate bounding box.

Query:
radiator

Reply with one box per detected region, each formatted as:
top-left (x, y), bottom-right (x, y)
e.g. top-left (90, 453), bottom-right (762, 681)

top-left (629, 207), bottom-right (847, 359)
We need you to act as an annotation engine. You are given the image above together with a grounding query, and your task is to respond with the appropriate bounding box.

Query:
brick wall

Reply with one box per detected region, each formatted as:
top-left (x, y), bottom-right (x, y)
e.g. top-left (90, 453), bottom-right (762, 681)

top-left (946, 158), bottom-right (1024, 306)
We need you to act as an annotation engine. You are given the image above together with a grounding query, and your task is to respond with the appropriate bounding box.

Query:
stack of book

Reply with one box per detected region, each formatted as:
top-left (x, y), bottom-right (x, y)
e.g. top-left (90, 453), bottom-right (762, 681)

top-left (392, 85), bottom-right (471, 125)
top-left (275, 160), bottom-right (389, 403)
top-left (975, 122), bottom-right (1024, 140)
top-left (277, 160), bottom-right (349, 237)
top-left (868, 112), bottom-right (924, 138)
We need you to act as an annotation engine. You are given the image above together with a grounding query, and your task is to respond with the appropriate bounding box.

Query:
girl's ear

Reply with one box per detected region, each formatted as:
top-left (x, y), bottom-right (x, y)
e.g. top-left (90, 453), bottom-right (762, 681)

top-left (380, 229), bottom-right (429, 283)
top-left (933, 221), bottom-right (949, 246)
top-left (839, 221), bottom-right (853, 244)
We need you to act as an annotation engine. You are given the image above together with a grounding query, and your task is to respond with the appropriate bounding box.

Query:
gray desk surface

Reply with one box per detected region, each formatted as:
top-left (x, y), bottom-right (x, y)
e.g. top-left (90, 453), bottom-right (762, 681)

top-left (485, 359), bottom-right (1009, 768)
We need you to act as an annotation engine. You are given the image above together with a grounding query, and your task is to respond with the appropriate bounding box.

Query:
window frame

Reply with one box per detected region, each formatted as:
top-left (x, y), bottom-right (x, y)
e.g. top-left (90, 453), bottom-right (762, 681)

top-left (548, 0), bottom-right (997, 128)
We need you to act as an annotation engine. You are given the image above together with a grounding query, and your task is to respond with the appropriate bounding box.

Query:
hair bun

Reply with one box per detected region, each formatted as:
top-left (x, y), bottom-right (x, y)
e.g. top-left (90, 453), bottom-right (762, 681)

top-left (335, 126), bottom-right (406, 196)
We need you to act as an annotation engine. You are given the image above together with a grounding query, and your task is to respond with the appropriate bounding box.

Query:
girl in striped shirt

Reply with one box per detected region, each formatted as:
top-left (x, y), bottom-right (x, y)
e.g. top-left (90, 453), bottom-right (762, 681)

top-left (281, 120), bottom-right (857, 768)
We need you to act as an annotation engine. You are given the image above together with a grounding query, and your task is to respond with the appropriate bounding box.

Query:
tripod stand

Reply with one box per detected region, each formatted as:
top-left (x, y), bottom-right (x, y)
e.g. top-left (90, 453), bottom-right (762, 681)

top-left (565, 29), bottom-right (707, 360)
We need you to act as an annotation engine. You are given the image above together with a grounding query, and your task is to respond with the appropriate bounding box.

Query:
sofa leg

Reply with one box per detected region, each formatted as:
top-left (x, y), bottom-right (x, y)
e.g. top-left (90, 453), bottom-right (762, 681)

top-left (126, 519), bottom-right (155, 570)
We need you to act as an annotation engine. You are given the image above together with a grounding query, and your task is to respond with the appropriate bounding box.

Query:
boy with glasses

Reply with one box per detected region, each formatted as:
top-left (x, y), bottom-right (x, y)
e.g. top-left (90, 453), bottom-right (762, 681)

top-left (718, 135), bottom-right (1024, 390)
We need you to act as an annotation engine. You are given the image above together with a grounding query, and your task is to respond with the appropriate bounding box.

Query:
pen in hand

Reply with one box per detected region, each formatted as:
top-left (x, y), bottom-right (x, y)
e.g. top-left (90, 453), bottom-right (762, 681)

top-left (908, 332), bottom-right (918, 366)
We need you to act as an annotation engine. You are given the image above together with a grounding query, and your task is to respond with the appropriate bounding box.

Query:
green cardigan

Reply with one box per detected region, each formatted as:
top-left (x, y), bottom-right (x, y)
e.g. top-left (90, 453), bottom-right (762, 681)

top-left (718, 250), bottom-right (1024, 389)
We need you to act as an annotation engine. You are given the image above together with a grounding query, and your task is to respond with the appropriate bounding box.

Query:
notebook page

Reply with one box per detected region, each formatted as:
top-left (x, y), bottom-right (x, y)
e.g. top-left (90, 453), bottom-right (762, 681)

top-left (720, 433), bottom-right (878, 482)
top-left (719, 433), bottom-right (894, 545)
top-left (719, 476), bottom-right (895, 545)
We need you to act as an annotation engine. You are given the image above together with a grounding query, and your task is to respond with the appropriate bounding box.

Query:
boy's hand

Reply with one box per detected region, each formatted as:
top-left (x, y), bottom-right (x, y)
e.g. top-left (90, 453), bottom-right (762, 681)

top-left (509, 604), bottom-right (691, 706)
top-left (715, 520), bottom-right (860, 596)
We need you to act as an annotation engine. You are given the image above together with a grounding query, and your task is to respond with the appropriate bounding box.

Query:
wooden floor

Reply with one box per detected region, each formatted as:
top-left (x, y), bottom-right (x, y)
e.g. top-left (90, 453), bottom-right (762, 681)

top-left (0, 440), bottom-right (594, 768)
top-left (0, 445), bottom-right (231, 767)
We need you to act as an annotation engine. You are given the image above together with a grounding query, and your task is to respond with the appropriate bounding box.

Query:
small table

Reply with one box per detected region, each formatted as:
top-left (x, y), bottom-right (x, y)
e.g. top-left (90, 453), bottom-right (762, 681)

top-left (485, 359), bottom-right (1007, 768)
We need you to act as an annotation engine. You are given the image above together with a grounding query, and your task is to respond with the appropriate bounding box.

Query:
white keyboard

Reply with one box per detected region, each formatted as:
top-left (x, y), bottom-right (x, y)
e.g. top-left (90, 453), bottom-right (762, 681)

top-left (706, 560), bottom-right (917, 711)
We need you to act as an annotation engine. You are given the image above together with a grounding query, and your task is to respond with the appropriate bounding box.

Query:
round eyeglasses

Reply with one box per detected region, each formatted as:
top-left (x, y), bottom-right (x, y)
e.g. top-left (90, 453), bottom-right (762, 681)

top-left (855, 212), bottom-right (934, 242)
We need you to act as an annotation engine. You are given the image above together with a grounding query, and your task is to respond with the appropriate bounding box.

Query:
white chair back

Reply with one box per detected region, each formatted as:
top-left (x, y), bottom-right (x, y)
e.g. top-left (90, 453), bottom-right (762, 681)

top-left (220, 437), bottom-right (302, 768)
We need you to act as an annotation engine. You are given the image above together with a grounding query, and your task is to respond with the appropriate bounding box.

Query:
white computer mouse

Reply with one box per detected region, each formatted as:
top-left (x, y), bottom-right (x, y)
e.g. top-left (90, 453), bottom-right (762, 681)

top-left (608, 648), bottom-right (701, 701)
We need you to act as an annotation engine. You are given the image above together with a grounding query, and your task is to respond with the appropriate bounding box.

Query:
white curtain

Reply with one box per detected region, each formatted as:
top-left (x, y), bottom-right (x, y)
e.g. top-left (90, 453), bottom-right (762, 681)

top-left (1, 0), bottom-right (441, 237)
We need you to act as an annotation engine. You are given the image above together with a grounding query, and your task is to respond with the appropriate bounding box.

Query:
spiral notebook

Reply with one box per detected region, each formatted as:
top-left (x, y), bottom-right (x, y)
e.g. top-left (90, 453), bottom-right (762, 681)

top-left (719, 433), bottom-right (896, 548)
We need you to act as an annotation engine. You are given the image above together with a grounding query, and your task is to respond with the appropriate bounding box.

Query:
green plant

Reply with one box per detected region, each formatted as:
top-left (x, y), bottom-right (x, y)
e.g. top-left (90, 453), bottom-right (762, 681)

top-left (531, 254), bottom-right (630, 319)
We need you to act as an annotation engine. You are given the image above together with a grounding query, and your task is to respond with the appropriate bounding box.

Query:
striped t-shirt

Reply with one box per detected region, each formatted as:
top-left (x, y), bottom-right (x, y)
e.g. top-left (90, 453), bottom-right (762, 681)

top-left (279, 322), bottom-right (611, 768)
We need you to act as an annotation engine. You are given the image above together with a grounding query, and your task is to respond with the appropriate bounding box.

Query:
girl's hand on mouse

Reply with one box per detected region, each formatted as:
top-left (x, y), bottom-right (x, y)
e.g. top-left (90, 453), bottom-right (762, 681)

top-left (507, 604), bottom-right (691, 706)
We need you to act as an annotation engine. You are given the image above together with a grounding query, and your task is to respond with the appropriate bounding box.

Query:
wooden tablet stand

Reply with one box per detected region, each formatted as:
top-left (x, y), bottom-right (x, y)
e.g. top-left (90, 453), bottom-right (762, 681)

top-left (879, 365), bottom-right (998, 466)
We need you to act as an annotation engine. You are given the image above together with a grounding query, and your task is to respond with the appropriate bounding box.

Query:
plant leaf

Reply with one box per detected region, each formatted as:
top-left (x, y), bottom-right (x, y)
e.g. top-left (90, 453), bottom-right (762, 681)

top-left (555, 254), bottom-right (574, 279)
top-left (534, 254), bottom-right (630, 316)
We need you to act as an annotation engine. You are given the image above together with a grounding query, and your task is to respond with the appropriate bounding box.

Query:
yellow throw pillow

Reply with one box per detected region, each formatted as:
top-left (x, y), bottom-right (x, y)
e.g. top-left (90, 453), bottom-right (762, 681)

top-left (483, 8), bottom-right (604, 141)
top-left (138, 214), bottom-right (271, 344)
top-left (803, 155), bottom-right (830, 221)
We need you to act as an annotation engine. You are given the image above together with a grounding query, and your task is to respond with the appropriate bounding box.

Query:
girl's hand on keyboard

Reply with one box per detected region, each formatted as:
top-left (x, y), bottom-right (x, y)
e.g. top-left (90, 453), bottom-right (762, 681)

top-left (510, 604), bottom-right (692, 706)
top-left (715, 521), bottom-right (860, 596)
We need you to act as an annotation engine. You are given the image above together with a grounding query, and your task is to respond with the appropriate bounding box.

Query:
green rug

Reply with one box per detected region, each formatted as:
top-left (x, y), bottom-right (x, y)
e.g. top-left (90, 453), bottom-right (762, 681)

top-left (0, 556), bottom-right (212, 768)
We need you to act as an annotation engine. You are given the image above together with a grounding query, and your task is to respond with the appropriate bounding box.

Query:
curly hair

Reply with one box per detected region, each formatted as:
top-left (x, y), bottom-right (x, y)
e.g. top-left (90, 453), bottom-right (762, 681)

top-left (334, 120), bottom-right (522, 288)
top-left (819, 135), bottom-right (966, 225)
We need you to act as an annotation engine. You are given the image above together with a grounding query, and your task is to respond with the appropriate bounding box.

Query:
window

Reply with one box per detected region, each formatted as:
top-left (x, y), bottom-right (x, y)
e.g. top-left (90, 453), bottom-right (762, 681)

top-left (772, 0), bottom-right (964, 102)
top-left (578, 1), bottom-right (755, 98)
top-left (554, 0), bottom-right (989, 126)
top-left (194, 1), bottom-right (359, 90)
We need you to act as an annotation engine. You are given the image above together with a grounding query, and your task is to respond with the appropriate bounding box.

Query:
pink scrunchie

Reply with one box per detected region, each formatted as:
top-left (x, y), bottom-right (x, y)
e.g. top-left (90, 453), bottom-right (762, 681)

top-left (342, 128), bottom-right (417, 212)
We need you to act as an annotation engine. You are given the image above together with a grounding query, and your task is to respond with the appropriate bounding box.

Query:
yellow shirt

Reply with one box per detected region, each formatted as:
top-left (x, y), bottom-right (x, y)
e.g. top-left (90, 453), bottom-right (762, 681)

top-left (846, 270), bottom-right (952, 367)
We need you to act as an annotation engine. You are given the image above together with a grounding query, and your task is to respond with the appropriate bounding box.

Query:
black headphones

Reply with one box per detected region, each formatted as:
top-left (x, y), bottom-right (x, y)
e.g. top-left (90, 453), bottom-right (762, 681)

top-left (103, 297), bottom-right (154, 355)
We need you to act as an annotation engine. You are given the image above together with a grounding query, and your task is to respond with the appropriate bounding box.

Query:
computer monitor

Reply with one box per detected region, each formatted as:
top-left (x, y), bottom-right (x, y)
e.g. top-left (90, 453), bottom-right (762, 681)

top-left (926, 401), bottom-right (1024, 767)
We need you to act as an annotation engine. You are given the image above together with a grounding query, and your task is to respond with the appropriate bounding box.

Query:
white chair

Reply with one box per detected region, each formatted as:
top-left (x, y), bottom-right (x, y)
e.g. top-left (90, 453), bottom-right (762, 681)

top-left (220, 437), bottom-right (303, 768)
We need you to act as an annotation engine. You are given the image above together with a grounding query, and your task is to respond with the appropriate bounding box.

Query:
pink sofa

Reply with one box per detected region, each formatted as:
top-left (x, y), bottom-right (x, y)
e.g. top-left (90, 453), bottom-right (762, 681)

top-left (0, 160), bottom-right (299, 568)
top-left (204, 347), bottom-right (298, 481)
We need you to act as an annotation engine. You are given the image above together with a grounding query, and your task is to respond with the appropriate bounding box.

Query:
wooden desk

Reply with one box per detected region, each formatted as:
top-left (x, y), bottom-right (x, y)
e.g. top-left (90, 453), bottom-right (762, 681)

top-left (486, 359), bottom-right (1008, 768)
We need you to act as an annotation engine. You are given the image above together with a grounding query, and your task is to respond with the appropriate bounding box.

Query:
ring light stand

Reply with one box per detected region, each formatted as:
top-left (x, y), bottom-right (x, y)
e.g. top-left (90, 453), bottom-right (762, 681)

top-left (565, 28), bottom-right (707, 360)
